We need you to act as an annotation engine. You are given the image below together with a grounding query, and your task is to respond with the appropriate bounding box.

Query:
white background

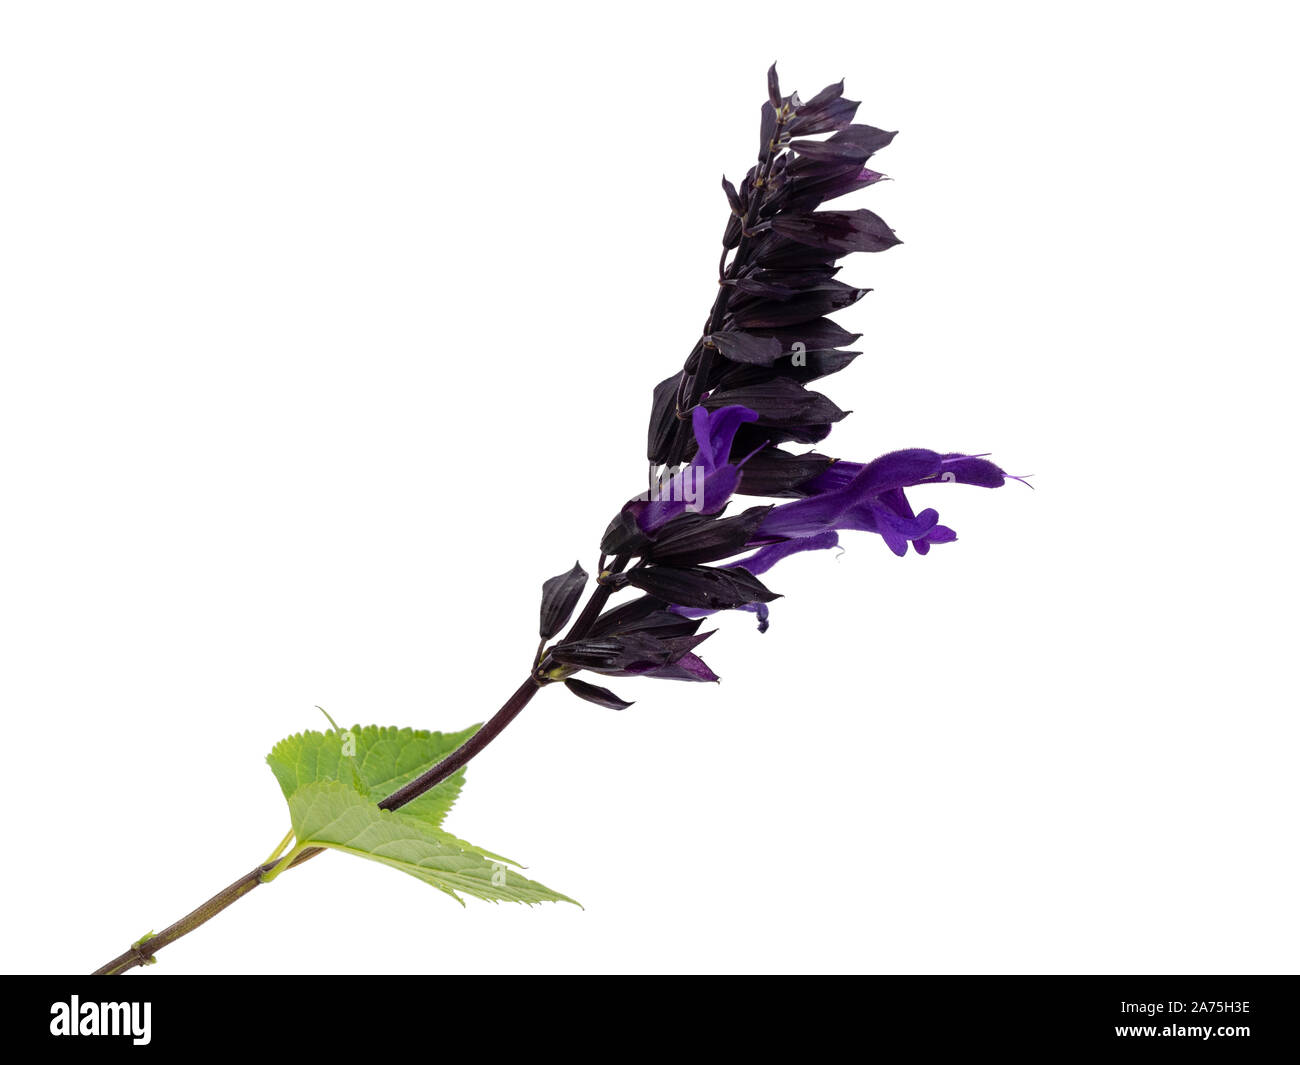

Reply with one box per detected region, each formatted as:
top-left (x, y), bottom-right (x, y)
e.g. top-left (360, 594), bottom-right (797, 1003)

top-left (3, 2), bottom-right (1296, 975)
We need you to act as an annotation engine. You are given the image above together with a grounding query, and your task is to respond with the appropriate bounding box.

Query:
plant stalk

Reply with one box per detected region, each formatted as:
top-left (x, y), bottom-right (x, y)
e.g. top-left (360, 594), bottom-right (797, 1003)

top-left (93, 555), bottom-right (631, 975)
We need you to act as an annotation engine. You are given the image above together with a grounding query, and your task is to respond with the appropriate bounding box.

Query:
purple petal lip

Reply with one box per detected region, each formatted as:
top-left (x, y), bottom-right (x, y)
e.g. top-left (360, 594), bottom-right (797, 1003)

top-left (668, 601), bottom-right (771, 636)
top-left (729, 530), bottom-right (840, 575)
top-left (756, 449), bottom-right (1014, 558)
top-left (637, 406), bottom-right (1021, 627)
top-left (638, 405), bottom-right (759, 532)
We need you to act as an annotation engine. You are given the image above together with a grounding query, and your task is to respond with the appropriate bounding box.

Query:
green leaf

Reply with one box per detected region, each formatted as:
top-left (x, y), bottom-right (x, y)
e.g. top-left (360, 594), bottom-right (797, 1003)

top-left (267, 723), bottom-right (478, 829)
top-left (266, 725), bottom-right (576, 907)
top-left (287, 780), bottom-right (577, 906)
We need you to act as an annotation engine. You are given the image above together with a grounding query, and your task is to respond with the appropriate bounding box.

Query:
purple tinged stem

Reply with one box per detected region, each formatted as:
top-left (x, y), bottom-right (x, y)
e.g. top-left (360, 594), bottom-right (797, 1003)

top-left (94, 557), bottom-right (634, 975)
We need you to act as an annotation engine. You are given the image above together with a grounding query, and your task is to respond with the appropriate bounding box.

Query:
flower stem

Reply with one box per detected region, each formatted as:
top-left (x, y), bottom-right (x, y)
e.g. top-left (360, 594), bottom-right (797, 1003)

top-left (554, 554), bottom-right (630, 644)
top-left (92, 555), bottom-right (632, 975)
top-left (92, 863), bottom-right (272, 975)
top-left (377, 677), bottom-right (541, 811)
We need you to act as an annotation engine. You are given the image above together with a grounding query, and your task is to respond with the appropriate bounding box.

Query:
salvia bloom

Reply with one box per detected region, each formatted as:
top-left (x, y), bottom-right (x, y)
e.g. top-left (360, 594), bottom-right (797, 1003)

top-left (90, 64), bottom-right (1028, 976)
top-left (540, 65), bottom-right (1021, 705)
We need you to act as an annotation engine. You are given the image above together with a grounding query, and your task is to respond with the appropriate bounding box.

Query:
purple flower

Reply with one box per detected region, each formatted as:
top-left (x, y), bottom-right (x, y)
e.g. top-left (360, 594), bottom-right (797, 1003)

top-left (757, 449), bottom-right (1013, 557)
top-left (730, 529), bottom-right (842, 572)
top-left (633, 404), bottom-right (758, 532)
top-left (573, 66), bottom-right (1025, 698)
